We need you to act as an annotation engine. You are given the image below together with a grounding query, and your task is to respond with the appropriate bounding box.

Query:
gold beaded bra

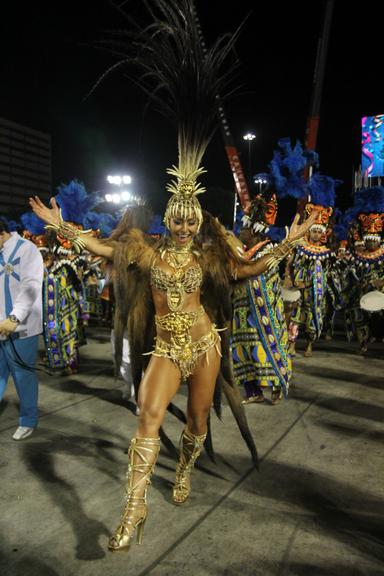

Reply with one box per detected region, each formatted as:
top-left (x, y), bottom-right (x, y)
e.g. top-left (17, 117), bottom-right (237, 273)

top-left (150, 260), bottom-right (203, 312)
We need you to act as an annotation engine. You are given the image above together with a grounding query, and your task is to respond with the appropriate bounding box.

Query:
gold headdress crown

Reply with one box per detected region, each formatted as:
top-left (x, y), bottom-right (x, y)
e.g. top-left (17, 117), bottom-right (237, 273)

top-left (164, 166), bottom-right (206, 230)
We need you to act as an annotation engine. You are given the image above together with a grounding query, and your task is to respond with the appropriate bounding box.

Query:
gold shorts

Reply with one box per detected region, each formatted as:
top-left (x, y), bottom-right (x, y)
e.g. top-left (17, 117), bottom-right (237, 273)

top-left (146, 306), bottom-right (221, 378)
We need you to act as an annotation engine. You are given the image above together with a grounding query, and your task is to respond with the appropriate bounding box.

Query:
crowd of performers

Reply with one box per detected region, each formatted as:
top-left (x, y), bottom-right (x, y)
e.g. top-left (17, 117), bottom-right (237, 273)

top-left (9, 160), bottom-right (383, 396)
top-left (230, 138), bottom-right (384, 406)
top-left (2, 0), bottom-right (383, 557)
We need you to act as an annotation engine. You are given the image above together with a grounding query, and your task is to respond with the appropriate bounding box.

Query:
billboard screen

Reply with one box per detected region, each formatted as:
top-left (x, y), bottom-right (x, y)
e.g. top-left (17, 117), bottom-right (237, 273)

top-left (362, 115), bottom-right (384, 177)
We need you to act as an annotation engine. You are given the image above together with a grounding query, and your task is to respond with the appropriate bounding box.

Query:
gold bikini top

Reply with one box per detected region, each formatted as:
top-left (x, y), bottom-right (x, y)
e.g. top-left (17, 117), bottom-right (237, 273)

top-left (150, 263), bottom-right (203, 293)
top-left (150, 259), bottom-right (203, 311)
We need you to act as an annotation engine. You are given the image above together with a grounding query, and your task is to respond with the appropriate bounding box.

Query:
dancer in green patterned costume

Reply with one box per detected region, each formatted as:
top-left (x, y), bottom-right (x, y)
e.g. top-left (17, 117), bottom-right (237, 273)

top-left (231, 190), bottom-right (291, 404)
top-left (43, 254), bottom-right (86, 374)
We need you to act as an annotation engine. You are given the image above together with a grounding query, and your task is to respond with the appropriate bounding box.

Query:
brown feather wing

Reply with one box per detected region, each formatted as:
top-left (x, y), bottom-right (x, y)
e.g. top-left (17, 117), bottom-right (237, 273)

top-left (111, 229), bottom-right (155, 390)
top-left (199, 212), bottom-right (258, 467)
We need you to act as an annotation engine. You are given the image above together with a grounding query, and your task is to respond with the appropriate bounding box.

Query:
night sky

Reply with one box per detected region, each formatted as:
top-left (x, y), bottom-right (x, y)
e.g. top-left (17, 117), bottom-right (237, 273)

top-left (1, 0), bottom-right (383, 222)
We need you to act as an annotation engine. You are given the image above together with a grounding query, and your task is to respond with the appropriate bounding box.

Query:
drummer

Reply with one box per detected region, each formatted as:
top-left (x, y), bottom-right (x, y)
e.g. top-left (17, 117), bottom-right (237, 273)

top-left (347, 191), bottom-right (384, 353)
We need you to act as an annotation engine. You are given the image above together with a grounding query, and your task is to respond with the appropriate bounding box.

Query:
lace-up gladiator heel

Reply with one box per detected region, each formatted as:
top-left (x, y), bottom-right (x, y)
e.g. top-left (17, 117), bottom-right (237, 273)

top-left (108, 436), bottom-right (160, 552)
top-left (172, 428), bottom-right (206, 505)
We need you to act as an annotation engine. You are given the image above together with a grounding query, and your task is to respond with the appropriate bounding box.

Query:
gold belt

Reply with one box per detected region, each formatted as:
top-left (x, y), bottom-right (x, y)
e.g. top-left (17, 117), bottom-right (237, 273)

top-left (152, 326), bottom-right (221, 379)
top-left (155, 305), bottom-right (205, 340)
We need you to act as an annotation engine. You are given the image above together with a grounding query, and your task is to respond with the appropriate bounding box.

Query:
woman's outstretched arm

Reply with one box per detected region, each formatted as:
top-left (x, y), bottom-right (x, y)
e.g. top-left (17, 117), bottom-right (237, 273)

top-left (234, 211), bottom-right (318, 280)
top-left (29, 196), bottom-right (114, 260)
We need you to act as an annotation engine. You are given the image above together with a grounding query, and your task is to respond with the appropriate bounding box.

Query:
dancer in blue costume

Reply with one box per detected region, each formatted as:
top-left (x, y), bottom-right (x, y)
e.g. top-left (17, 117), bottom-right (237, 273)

top-left (288, 175), bottom-right (342, 357)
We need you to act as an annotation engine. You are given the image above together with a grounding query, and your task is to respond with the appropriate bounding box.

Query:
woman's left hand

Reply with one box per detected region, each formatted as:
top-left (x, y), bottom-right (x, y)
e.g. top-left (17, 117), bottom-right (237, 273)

top-left (287, 210), bottom-right (319, 243)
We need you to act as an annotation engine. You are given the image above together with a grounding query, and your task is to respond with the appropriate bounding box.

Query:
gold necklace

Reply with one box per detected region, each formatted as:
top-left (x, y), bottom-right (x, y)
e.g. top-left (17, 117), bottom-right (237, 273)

top-left (165, 240), bottom-right (193, 270)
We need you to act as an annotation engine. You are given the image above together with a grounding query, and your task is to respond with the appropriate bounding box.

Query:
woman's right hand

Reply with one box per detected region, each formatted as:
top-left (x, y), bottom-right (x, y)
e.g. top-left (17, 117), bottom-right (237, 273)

top-left (29, 196), bottom-right (61, 226)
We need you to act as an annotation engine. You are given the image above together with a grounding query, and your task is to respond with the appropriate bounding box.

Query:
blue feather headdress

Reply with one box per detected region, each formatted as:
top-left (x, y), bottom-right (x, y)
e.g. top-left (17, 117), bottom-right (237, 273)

top-left (147, 214), bottom-right (167, 236)
top-left (332, 208), bottom-right (349, 244)
top-left (20, 212), bottom-right (46, 235)
top-left (0, 216), bottom-right (19, 232)
top-left (246, 138), bottom-right (318, 239)
top-left (266, 137), bottom-right (319, 200)
top-left (82, 211), bottom-right (119, 238)
top-left (344, 186), bottom-right (384, 241)
top-left (353, 185), bottom-right (384, 214)
top-left (55, 180), bottom-right (99, 224)
top-left (307, 174), bottom-right (342, 208)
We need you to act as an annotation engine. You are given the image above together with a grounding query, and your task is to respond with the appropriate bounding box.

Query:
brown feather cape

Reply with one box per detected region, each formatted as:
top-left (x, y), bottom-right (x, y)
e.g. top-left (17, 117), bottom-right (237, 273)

top-left (107, 212), bottom-right (258, 467)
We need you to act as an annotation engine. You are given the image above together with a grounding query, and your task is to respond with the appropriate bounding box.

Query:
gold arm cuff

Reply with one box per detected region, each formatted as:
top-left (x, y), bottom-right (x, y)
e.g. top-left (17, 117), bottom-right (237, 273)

top-left (45, 210), bottom-right (92, 253)
top-left (264, 238), bottom-right (299, 271)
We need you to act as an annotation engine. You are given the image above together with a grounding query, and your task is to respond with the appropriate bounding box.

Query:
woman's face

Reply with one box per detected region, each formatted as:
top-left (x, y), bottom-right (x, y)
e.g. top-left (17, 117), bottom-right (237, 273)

top-left (169, 215), bottom-right (199, 246)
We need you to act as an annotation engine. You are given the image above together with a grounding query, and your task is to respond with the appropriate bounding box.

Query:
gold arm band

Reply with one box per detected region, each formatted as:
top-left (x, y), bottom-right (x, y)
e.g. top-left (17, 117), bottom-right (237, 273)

top-left (45, 210), bottom-right (92, 253)
top-left (264, 238), bottom-right (300, 271)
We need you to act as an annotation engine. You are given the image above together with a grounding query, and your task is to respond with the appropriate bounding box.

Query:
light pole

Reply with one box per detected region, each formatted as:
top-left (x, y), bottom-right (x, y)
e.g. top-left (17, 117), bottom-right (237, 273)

top-left (254, 176), bottom-right (268, 194)
top-left (243, 132), bottom-right (256, 178)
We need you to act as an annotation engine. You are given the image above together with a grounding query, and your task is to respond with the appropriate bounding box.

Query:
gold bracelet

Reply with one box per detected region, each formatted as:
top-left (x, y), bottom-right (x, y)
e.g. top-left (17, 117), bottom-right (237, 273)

top-left (264, 238), bottom-right (299, 271)
top-left (45, 210), bottom-right (92, 253)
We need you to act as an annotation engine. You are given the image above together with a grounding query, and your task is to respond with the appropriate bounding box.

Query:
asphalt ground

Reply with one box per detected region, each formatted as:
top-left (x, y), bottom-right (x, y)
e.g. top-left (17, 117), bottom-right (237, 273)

top-left (0, 326), bottom-right (383, 576)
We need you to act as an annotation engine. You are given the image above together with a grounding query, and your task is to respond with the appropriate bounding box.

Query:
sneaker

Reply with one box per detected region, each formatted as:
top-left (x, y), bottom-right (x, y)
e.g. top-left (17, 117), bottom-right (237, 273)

top-left (242, 392), bottom-right (265, 404)
top-left (12, 426), bottom-right (34, 441)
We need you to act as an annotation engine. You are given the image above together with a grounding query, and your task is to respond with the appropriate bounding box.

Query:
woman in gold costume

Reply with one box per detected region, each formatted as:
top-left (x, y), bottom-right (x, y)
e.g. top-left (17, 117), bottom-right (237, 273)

top-left (30, 0), bottom-right (318, 555)
top-left (30, 174), bottom-right (316, 552)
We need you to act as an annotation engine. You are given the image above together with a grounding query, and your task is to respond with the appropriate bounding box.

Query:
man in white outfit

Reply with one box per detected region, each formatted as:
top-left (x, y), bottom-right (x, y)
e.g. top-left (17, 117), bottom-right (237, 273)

top-left (0, 221), bottom-right (44, 440)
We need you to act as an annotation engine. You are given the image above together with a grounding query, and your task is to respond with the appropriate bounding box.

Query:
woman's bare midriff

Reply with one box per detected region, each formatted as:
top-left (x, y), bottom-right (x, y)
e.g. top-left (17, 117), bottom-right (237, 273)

top-left (151, 286), bottom-right (212, 343)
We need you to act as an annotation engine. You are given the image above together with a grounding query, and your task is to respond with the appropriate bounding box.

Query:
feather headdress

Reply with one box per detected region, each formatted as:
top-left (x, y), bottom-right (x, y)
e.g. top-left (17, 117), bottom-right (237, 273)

top-left (98, 0), bottom-right (241, 230)
top-left (343, 185), bottom-right (384, 240)
top-left (55, 180), bottom-right (99, 224)
top-left (0, 216), bottom-right (19, 232)
top-left (243, 138), bottom-right (317, 240)
top-left (307, 174), bottom-right (341, 208)
top-left (20, 212), bottom-right (46, 235)
top-left (268, 137), bottom-right (318, 200)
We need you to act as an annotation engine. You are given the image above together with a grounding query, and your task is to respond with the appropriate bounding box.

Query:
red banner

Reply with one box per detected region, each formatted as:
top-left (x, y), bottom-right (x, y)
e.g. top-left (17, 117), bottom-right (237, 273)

top-left (225, 146), bottom-right (251, 210)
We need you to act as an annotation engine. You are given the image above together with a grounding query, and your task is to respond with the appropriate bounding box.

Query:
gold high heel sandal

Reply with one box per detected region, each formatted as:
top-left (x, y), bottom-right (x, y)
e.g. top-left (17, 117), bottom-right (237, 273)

top-left (108, 436), bottom-right (160, 552)
top-left (172, 428), bottom-right (206, 505)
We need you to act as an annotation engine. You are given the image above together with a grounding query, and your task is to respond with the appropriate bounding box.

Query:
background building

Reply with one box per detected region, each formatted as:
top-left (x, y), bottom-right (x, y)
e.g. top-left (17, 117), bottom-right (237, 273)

top-left (0, 117), bottom-right (51, 216)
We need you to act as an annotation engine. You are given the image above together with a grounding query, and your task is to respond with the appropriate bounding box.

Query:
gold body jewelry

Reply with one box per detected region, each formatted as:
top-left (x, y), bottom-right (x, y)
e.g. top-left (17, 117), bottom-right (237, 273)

top-left (151, 261), bottom-right (202, 311)
top-left (45, 210), bottom-right (92, 253)
top-left (264, 238), bottom-right (301, 270)
top-left (153, 316), bottom-right (221, 378)
top-left (149, 244), bottom-right (221, 377)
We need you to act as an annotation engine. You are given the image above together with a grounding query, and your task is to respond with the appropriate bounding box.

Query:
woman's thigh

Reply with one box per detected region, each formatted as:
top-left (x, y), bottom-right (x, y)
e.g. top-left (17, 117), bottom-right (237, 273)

top-left (138, 355), bottom-right (182, 416)
top-left (187, 344), bottom-right (221, 414)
